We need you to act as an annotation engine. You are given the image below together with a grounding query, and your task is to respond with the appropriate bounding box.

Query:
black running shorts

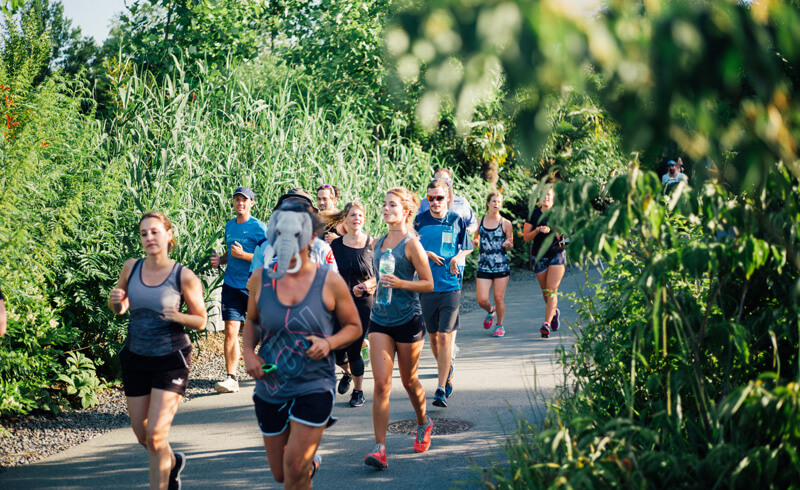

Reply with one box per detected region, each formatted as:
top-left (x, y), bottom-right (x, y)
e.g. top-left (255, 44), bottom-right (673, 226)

top-left (120, 345), bottom-right (191, 397)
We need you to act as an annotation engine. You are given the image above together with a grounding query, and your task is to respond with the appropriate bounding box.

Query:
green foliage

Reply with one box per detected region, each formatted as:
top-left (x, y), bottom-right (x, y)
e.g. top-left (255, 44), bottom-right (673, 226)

top-left (56, 352), bottom-right (105, 409)
top-left (393, 0), bottom-right (800, 487)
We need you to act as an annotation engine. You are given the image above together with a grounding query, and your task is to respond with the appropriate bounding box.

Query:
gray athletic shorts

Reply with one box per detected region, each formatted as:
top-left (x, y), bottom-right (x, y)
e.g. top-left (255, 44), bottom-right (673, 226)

top-left (419, 290), bottom-right (461, 334)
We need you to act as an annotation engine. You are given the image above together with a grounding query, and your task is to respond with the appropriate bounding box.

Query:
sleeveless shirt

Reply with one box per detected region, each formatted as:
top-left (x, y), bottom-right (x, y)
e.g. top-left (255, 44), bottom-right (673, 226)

top-left (369, 233), bottom-right (422, 327)
top-left (477, 217), bottom-right (510, 274)
top-left (254, 266), bottom-right (335, 403)
top-left (126, 259), bottom-right (190, 357)
top-left (330, 235), bottom-right (374, 295)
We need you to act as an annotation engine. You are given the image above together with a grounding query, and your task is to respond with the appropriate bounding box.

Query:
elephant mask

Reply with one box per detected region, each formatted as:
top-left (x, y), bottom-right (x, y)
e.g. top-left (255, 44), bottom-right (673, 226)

top-left (262, 209), bottom-right (314, 280)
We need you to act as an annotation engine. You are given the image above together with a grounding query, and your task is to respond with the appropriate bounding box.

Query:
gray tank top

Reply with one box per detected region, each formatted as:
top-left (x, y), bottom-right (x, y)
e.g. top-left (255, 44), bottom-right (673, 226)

top-left (126, 259), bottom-right (190, 356)
top-left (370, 233), bottom-right (422, 327)
top-left (254, 266), bottom-right (335, 403)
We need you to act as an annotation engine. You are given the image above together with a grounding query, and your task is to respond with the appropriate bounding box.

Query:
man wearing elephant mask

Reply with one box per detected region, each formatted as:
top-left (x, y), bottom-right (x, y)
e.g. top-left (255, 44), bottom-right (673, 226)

top-left (250, 189), bottom-right (339, 274)
top-left (242, 201), bottom-right (361, 487)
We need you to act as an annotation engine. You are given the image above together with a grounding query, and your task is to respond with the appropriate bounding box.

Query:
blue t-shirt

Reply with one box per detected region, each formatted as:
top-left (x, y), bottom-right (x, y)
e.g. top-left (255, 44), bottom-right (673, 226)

top-left (224, 216), bottom-right (267, 290)
top-left (414, 210), bottom-right (473, 292)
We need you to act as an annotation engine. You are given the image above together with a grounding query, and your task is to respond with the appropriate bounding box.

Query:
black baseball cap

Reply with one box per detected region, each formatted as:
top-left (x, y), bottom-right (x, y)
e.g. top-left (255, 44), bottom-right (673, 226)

top-left (274, 188), bottom-right (318, 212)
top-left (233, 186), bottom-right (255, 201)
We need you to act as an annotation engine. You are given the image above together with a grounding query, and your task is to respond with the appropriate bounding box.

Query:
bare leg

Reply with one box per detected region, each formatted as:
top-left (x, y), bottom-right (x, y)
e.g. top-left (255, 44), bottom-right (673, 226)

top-left (368, 332), bottom-right (396, 445)
top-left (434, 332), bottom-right (453, 387)
top-left (536, 265), bottom-right (565, 323)
top-left (282, 421), bottom-right (326, 490)
top-left (493, 276), bottom-right (510, 325)
top-left (223, 320), bottom-right (241, 376)
top-left (396, 340), bottom-right (427, 425)
top-left (143, 389), bottom-right (183, 490)
top-left (476, 278), bottom-right (493, 313)
top-left (263, 430), bottom-right (290, 483)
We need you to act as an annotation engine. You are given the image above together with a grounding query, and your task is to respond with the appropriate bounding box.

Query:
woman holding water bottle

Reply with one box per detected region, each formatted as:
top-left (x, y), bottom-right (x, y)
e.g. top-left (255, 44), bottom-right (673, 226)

top-left (363, 187), bottom-right (434, 469)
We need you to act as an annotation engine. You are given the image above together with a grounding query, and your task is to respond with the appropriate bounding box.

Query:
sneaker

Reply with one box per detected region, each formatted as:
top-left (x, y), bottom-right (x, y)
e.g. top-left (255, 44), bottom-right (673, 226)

top-left (444, 365), bottom-right (454, 398)
top-left (349, 390), bottom-right (365, 407)
top-left (540, 322), bottom-right (551, 338)
top-left (214, 377), bottom-right (239, 393)
top-left (483, 307), bottom-right (495, 329)
top-left (414, 416), bottom-right (433, 453)
top-left (364, 443), bottom-right (388, 469)
top-left (551, 308), bottom-right (560, 332)
top-left (337, 372), bottom-right (352, 395)
top-left (310, 454), bottom-right (321, 480)
top-left (492, 324), bottom-right (505, 337)
top-left (361, 340), bottom-right (370, 366)
top-left (168, 452), bottom-right (185, 490)
top-left (432, 388), bottom-right (447, 408)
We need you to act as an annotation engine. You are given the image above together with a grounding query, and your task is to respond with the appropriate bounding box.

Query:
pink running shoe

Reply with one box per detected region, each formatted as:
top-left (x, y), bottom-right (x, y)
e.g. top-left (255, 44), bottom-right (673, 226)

top-left (483, 307), bottom-right (495, 329)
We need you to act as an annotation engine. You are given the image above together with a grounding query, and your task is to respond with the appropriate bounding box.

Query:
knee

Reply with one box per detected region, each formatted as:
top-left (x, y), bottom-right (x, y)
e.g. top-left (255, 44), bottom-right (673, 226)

top-left (350, 357), bottom-right (365, 377)
top-left (401, 375), bottom-right (419, 392)
top-left (145, 428), bottom-right (168, 453)
top-left (283, 459), bottom-right (308, 483)
top-left (374, 378), bottom-right (392, 398)
top-left (477, 297), bottom-right (491, 309)
top-left (224, 322), bottom-right (240, 337)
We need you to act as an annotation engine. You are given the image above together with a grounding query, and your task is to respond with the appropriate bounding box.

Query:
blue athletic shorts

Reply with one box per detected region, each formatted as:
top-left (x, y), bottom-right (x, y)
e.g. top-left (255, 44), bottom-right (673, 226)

top-left (221, 283), bottom-right (248, 322)
top-left (253, 391), bottom-right (336, 436)
top-left (531, 250), bottom-right (566, 274)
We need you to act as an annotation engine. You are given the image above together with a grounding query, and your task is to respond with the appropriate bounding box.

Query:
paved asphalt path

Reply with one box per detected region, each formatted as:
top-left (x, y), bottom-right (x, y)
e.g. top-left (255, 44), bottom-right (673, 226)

top-left (1, 269), bottom-right (592, 489)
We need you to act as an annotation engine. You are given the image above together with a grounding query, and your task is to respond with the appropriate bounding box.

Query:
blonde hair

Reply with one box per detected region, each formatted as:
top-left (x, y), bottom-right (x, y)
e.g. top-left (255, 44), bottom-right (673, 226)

top-left (386, 187), bottom-right (419, 228)
top-left (139, 211), bottom-right (176, 251)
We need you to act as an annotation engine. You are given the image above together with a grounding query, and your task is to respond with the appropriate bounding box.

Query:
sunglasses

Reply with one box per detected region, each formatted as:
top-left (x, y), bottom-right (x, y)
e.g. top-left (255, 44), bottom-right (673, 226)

top-left (261, 363), bottom-right (278, 373)
top-left (427, 195), bottom-right (447, 202)
top-left (317, 184), bottom-right (333, 191)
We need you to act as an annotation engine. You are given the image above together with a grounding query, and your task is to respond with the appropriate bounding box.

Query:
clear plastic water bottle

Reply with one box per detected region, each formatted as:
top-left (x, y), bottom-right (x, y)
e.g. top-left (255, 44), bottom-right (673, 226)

top-left (375, 248), bottom-right (395, 306)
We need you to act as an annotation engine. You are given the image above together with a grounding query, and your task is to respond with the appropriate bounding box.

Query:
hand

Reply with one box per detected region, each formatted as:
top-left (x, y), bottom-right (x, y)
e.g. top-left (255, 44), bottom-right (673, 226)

top-left (162, 304), bottom-right (181, 323)
top-left (210, 252), bottom-right (220, 268)
top-left (502, 239), bottom-right (513, 250)
top-left (244, 352), bottom-right (267, 380)
top-left (230, 241), bottom-right (245, 259)
top-left (109, 288), bottom-right (127, 306)
top-left (449, 257), bottom-right (459, 275)
top-left (380, 273), bottom-right (401, 289)
top-left (324, 232), bottom-right (338, 244)
top-left (472, 238), bottom-right (479, 248)
top-left (304, 335), bottom-right (331, 361)
top-left (353, 283), bottom-right (367, 297)
top-left (536, 225), bottom-right (550, 234)
top-left (426, 251), bottom-right (445, 266)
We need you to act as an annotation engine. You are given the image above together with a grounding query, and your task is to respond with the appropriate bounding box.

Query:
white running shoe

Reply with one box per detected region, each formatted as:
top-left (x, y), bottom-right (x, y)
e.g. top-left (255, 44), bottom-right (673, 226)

top-left (214, 377), bottom-right (239, 393)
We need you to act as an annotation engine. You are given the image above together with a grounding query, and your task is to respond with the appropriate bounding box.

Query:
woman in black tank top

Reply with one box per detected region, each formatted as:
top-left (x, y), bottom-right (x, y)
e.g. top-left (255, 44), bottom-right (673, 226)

top-left (329, 201), bottom-right (375, 407)
top-left (108, 212), bottom-right (207, 489)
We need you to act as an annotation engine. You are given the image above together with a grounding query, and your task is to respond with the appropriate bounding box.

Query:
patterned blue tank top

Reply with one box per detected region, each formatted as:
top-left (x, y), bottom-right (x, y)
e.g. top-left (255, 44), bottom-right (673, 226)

top-left (477, 217), bottom-right (510, 274)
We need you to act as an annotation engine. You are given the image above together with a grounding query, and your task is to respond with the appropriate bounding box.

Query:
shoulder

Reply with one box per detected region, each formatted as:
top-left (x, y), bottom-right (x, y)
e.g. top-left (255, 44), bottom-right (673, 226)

top-left (253, 218), bottom-right (268, 231)
top-left (178, 264), bottom-right (201, 286)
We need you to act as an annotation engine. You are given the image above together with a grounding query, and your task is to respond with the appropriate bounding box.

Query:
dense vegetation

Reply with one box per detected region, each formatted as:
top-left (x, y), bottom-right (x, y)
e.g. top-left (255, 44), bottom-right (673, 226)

top-left (5, 0), bottom-right (796, 487)
top-left (390, 0), bottom-right (800, 486)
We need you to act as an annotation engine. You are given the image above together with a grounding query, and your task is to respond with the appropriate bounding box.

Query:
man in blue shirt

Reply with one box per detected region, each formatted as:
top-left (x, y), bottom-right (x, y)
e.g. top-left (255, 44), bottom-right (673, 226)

top-left (415, 179), bottom-right (473, 408)
top-left (210, 187), bottom-right (268, 393)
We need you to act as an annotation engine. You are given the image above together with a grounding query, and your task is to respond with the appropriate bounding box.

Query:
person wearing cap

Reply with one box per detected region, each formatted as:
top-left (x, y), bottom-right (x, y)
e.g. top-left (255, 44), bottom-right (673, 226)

top-left (210, 187), bottom-right (268, 393)
top-left (662, 159), bottom-right (689, 192)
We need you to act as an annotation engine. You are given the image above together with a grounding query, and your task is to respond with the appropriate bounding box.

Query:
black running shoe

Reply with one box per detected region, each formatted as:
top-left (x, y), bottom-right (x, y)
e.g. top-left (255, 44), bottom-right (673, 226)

top-left (349, 390), bottom-right (365, 407)
top-left (337, 373), bottom-right (352, 395)
top-left (168, 452), bottom-right (185, 490)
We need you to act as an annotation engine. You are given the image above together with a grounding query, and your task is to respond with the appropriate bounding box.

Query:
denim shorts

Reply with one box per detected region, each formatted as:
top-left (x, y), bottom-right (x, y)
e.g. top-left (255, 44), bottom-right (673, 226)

top-left (531, 250), bottom-right (566, 274)
top-left (221, 283), bottom-right (249, 322)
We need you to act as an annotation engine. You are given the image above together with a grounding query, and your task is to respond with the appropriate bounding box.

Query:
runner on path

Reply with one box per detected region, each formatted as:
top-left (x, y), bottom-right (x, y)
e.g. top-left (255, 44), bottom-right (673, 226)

top-left (243, 201), bottom-right (361, 489)
top-left (415, 179), bottom-right (473, 408)
top-left (522, 186), bottom-right (566, 338)
top-left (210, 187), bottom-right (268, 394)
top-left (329, 201), bottom-right (376, 408)
top-left (108, 212), bottom-right (207, 490)
top-left (364, 187), bottom-right (434, 469)
top-left (473, 190), bottom-right (513, 338)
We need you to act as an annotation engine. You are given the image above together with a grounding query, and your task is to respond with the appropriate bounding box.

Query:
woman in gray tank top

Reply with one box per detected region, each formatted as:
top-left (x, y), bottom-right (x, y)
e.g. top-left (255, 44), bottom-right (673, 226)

top-left (242, 202), bottom-right (361, 487)
top-left (108, 212), bottom-right (207, 490)
top-left (363, 187), bottom-right (435, 470)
